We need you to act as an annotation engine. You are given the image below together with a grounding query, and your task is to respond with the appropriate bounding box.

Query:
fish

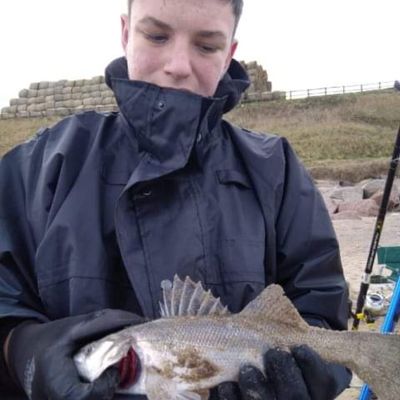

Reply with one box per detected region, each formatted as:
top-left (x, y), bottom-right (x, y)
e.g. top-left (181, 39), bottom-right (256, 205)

top-left (74, 275), bottom-right (400, 400)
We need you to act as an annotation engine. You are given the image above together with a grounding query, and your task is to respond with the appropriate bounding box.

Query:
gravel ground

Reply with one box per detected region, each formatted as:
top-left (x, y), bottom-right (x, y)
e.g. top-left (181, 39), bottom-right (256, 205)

top-left (333, 213), bottom-right (400, 399)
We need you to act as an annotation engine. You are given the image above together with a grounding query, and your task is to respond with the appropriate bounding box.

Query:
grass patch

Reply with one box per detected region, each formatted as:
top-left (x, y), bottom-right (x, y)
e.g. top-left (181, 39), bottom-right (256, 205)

top-left (0, 117), bottom-right (60, 156)
top-left (226, 90), bottom-right (400, 181)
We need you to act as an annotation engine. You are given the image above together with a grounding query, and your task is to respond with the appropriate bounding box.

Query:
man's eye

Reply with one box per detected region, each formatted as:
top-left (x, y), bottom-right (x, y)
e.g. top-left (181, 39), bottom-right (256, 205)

top-left (145, 33), bottom-right (168, 44)
top-left (198, 44), bottom-right (218, 54)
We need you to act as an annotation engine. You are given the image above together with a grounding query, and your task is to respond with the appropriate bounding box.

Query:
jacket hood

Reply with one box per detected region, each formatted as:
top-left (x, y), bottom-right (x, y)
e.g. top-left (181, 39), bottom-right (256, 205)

top-left (105, 57), bottom-right (250, 114)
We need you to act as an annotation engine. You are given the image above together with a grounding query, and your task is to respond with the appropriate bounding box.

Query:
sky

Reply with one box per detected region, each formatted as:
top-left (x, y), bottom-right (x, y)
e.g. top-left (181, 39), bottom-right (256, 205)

top-left (0, 0), bottom-right (399, 109)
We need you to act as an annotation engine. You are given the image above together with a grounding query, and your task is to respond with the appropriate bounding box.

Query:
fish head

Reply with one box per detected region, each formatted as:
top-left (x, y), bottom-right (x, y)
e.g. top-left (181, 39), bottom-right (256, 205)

top-left (74, 333), bottom-right (133, 382)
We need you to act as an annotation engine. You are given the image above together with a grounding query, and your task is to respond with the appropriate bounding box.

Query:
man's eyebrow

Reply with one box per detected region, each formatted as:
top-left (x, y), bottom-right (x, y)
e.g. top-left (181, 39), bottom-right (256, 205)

top-left (137, 17), bottom-right (227, 41)
top-left (197, 30), bottom-right (227, 41)
top-left (137, 16), bottom-right (172, 31)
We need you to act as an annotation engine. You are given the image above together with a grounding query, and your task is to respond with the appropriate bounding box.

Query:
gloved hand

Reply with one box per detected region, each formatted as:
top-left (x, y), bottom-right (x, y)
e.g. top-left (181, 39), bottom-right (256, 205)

top-left (6, 309), bottom-right (144, 400)
top-left (210, 345), bottom-right (352, 400)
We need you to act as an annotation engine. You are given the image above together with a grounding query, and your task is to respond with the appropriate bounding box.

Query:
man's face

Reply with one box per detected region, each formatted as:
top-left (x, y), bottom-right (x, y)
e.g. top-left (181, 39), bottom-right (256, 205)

top-left (121, 0), bottom-right (238, 97)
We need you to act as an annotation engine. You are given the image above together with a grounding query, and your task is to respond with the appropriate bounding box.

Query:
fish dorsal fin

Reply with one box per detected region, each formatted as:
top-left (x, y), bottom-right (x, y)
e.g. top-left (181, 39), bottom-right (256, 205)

top-left (159, 275), bottom-right (230, 317)
top-left (237, 284), bottom-right (309, 331)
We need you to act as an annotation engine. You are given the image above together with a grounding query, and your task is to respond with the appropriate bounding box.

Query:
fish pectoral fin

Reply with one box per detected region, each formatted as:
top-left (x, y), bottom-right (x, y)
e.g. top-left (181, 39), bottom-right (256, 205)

top-left (144, 370), bottom-right (180, 400)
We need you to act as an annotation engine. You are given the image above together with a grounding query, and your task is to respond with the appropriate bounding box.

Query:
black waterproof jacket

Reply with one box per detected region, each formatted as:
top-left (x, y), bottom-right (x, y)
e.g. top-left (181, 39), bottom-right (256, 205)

top-left (0, 58), bottom-right (349, 397)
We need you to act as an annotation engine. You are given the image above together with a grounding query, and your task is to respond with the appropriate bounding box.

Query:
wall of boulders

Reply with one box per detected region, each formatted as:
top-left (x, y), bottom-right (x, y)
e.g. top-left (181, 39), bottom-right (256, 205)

top-left (0, 61), bottom-right (284, 119)
top-left (0, 76), bottom-right (117, 119)
top-left (317, 179), bottom-right (400, 220)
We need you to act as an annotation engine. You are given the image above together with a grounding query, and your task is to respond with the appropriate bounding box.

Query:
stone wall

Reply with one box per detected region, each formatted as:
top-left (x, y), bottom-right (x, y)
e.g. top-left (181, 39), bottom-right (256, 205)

top-left (1, 61), bottom-right (283, 119)
top-left (0, 76), bottom-right (117, 119)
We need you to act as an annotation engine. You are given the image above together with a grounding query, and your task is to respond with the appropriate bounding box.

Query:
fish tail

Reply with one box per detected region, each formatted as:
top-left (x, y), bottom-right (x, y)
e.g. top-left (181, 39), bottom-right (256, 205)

top-left (348, 332), bottom-right (400, 400)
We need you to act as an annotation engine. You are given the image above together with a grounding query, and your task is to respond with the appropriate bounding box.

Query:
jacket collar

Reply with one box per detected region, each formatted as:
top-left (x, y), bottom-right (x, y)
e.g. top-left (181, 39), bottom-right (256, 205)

top-left (104, 57), bottom-right (249, 175)
top-left (105, 57), bottom-right (249, 115)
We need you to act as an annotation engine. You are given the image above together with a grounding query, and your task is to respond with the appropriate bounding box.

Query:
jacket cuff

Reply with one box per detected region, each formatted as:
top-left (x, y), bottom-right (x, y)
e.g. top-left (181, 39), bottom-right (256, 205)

top-left (0, 318), bottom-right (25, 393)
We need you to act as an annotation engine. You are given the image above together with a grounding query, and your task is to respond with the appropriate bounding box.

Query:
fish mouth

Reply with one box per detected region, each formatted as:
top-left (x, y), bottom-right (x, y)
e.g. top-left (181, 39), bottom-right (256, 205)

top-left (118, 348), bottom-right (139, 388)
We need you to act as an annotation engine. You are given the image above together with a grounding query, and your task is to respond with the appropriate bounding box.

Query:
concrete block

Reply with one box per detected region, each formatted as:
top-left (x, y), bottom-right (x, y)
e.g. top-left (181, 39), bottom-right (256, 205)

top-left (19, 89), bottom-right (29, 98)
top-left (91, 76), bottom-right (104, 84)
top-left (91, 91), bottom-right (101, 99)
top-left (35, 103), bottom-right (47, 112)
top-left (81, 86), bottom-right (92, 94)
top-left (83, 98), bottom-right (97, 106)
top-left (101, 97), bottom-right (115, 105)
top-left (29, 82), bottom-right (40, 90)
top-left (89, 85), bottom-right (101, 93)
top-left (29, 111), bottom-right (44, 118)
top-left (72, 100), bottom-right (83, 107)
top-left (45, 101), bottom-right (55, 109)
top-left (55, 79), bottom-right (68, 87)
top-left (44, 88), bottom-right (55, 96)
top-left (27, 90), bottom-right (38, 98)
top-left (46, 108), bottom-right (57, 117)
top-left (38, 81), bottom-right (50, 89)
top-left (33, 96), bottom-right (46, 104)
top-left (63, 100), bottom-right (76, 108)
top-left (0, 112), bottom-right (15, 119)
top-left (54, 108), bottom-right (71, 117)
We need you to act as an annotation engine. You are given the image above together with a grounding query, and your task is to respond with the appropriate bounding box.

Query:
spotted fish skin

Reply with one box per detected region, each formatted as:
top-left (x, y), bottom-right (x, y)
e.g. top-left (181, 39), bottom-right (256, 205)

top-left (74, 276), bottom-right (400, 400)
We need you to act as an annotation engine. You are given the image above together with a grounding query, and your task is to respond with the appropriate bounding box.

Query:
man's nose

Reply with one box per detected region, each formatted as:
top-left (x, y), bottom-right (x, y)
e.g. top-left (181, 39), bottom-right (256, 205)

top-left (163, 41), bottom-right (192, 79)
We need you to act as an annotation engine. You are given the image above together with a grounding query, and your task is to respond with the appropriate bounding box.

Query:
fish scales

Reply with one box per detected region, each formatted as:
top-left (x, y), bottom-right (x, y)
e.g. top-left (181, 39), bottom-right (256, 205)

top-left (74, 275), bottom-right (400, 400)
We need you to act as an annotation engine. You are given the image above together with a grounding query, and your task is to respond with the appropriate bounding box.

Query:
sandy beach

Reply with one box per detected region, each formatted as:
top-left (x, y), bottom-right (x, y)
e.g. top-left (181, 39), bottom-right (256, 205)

top-left (332, 213), bottom-right (400, 399)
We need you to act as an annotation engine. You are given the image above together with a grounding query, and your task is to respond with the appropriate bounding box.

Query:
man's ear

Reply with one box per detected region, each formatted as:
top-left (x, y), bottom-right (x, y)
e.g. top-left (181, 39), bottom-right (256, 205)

top-left (121, 14), bottom-right (130, 55)
top-left (223, 40), bottom-right (238, 76)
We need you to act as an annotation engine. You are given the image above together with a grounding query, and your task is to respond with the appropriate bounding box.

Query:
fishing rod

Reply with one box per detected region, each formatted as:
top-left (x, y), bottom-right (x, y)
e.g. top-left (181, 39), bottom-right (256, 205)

top-left (352, 123), bottom-right (400, 331)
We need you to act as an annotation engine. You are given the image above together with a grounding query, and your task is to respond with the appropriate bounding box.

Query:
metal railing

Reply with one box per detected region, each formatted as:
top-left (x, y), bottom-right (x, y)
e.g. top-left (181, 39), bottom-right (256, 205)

top-left (286, 81), bottom-right (396, 100)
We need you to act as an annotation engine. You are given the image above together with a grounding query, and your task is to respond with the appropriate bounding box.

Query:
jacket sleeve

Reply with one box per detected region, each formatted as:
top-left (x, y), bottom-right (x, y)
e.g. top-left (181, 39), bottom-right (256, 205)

top-left (274, 138), bottom-right (349, 330)
top-left (0, 134), bottom-right (50, 323)
top-left (0, 133), bottom-right (51, 393)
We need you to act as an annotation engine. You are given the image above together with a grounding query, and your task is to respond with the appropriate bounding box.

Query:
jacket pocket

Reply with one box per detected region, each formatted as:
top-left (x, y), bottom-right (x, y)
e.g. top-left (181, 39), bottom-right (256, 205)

top-left (209, 239), bottom-right (266, 312)
top-left (219, 238), bottom-right (265, 282)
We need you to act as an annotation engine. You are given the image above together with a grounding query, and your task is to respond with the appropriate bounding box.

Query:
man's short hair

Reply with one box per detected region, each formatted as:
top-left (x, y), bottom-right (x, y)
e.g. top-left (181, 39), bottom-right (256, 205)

top-left (127, 0), bottom-right (243, 30)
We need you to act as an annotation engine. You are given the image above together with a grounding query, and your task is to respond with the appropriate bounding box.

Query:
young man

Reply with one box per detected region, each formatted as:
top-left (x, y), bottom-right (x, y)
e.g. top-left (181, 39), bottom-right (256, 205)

top-left (0, 0), bottom-right (351, 399)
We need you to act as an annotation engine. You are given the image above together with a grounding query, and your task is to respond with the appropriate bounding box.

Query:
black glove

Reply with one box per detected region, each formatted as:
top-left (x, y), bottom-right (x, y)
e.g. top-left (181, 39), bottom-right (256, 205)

top-left (6, 309), bottom-right (144, 400)
top-left (210, 345), bottom-right (352, 400)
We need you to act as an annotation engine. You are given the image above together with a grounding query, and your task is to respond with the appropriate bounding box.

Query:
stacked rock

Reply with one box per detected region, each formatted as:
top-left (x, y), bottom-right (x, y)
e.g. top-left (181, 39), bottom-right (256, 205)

top-left (240, 61), bottom-right (285, 102)
top-left (1, 76), bottom-right (117, 119)
top-left (243, 60), bottom-right (272, 93)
